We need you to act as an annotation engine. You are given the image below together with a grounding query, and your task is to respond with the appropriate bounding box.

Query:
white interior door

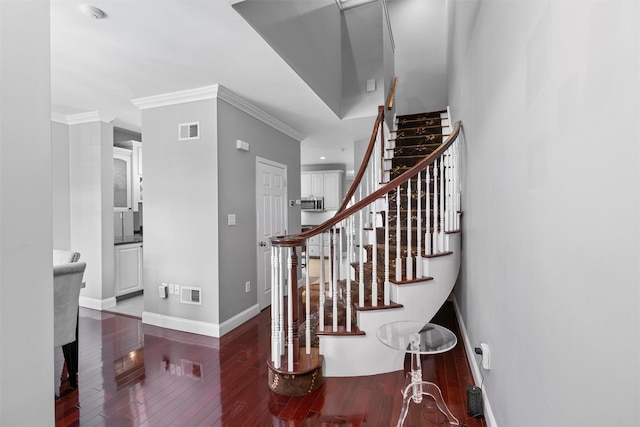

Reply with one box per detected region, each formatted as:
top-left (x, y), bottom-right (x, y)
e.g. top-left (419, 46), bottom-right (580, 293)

top-left (256, 158), bottom-right (287, 310)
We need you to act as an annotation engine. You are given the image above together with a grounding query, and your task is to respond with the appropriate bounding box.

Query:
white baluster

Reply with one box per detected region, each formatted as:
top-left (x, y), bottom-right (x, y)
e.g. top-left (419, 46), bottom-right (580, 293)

top-left (287, 248), bottom-right (294, 370)
top-left (332, 228), bottom-right (338, 331)
top-left (439, 152), bottom-right (445, 251)
top-left (346, 218), bottom-right (352, 332)
top-left (395, 185), bottom-right (402, 281)
top-left (319, 232), bottom-right (325, 332)
top-left (358, 188), bottom-right (365, 308)
top-left (406, 179), bottom-right (413, 280)
top-left (371, 200), bottom-right (378, 307)
top-left (271, 247), bottom-right (280, 367)
top-left (305, 243), bottom-right (311, 355)
top-left (416, 170), bottom-right (423, 278)
top-left (384, 193), bottom-right (391, 305)
top-left (278, 247), bottom-right (285, 356)
top-left (425, 164), bottom-right (432, 256)
top-left (433, 158), bottom-right (439, 253)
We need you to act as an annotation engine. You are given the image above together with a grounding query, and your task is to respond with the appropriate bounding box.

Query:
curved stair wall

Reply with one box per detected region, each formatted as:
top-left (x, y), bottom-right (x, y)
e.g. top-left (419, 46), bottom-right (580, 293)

top-left (268, 104), bottom-right (463, 394)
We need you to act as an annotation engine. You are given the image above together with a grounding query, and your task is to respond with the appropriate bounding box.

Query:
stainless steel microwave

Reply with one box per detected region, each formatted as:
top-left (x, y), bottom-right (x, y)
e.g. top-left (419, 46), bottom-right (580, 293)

top-left (301, 197), bottom-right (324, 211)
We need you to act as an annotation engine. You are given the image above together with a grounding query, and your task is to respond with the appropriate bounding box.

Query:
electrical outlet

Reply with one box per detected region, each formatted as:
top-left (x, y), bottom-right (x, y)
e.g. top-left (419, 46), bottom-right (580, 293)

top-left (245, 281), bottom-right (250, 293)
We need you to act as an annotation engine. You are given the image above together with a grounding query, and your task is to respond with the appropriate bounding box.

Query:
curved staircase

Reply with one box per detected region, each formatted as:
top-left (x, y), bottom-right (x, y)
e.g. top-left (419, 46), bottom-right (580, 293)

top-left (269, 106), bottom-right (462, 394)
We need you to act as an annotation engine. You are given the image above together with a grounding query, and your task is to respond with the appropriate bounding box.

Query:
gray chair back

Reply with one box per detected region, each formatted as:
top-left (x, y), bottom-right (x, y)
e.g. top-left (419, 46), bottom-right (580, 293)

top-left (53, 262), bottom-right (86, 347)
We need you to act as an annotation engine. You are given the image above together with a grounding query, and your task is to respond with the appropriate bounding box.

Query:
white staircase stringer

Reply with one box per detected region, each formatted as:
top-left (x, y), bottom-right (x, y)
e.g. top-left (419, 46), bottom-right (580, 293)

top-left (319, 307), bottom-right (406, 377)
top-left (319, 233), bottom-right (461, 378)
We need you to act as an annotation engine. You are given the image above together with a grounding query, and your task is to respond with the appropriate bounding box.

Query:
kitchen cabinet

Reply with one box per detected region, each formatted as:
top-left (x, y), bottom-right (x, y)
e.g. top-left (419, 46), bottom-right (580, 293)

top-left (114, 142), bottom-right (143, 213)
top-left (306, 232), bottom-right (330, 258)
top-left (301, 170), bottom-right (343, 211)
top-left (130, 141), bottom-right (143, 211)
top-left (114, 242), bottom-right (143, 296)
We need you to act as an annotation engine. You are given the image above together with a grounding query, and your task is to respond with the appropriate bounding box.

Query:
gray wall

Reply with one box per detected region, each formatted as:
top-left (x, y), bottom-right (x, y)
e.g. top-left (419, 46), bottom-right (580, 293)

top-left (0, 0), bottom-right (53, 424)
top-left (389, 0), bottom-right (447, 115)
top-left (141, 95), bottom-right (301, 325)
top-left (217, 100), bottom-right (301, 322)
top-left (234, 0), bottom-right (343, 117)
top-left (142, 99), bottom-right (220, 324)
top-left (448, 1), bottom-right (639, 425)
top-left (341, 2), bottom-right (385, 119)
top-left (52, 121), bottom-right (71, 249)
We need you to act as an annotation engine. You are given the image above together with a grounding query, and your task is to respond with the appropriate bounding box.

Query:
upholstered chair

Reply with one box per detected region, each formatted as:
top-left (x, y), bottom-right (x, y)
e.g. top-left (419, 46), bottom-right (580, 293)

top-left (54, 262), bottom-right (86, 389)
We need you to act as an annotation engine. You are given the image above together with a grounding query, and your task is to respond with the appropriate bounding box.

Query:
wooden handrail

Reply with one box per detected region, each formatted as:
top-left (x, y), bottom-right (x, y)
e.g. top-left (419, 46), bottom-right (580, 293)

top-left (271, 120), bottom-right (462, 246)
top-left (386, 76), bottom-right (398, 111)
top-left (337, 106), bottom-right (385, 214)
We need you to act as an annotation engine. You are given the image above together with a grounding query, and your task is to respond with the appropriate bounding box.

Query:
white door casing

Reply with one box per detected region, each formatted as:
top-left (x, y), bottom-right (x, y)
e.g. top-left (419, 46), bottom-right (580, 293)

top-left (256, 158), bottom-right (287, 310)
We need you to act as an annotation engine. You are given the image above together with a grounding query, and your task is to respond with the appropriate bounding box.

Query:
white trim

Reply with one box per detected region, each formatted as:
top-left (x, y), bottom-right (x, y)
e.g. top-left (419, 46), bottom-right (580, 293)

top-left (142, 304), bottom-right (260, 338)
top-left (64, 111), bottom-right (115, 125)
top-left (218, 304), bottom-right (261, 336)
top-left (216, 85), bottom-right (303, 141)
top-left (131, 84), bottom-right (303, 142)
top-left (453, 296), bottom-right (498, 427)
top-left (79, 296), bottom-right (116, 311)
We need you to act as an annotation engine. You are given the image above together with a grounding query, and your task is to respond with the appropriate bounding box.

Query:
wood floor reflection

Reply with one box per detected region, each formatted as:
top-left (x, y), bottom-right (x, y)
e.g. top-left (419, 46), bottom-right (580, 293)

top-left (55, 302), bottom-right (486, 426)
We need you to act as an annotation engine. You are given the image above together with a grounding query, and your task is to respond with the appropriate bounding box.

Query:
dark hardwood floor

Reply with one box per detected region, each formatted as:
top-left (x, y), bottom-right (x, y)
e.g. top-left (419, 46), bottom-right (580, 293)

top-left (55, 301), bottom-right (487, 426)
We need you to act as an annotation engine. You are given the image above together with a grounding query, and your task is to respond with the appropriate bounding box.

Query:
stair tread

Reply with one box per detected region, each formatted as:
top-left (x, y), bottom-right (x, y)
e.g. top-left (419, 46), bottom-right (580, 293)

top-left (355, 300), bottom-right (403, 311)
top-left (316, 325), bottom-right (365, 336)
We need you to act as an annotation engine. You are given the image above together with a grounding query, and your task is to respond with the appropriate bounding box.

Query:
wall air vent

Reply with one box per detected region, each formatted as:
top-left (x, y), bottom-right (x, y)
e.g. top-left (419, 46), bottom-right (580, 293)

top-left (180, 286), bottom-right (202, 305)
top-left (178, 122), bottom-right (200, 141)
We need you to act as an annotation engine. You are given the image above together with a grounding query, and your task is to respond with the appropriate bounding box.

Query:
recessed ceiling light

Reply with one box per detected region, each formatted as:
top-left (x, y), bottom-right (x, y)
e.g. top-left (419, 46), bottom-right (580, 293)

top-left (320, 156), bottom-right (326, 160)
top-left (80, 5), bottom-right (106, 20)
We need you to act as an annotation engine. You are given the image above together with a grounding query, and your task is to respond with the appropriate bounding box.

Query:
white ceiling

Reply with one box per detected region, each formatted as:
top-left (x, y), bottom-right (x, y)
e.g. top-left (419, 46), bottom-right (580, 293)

top-left (50, 0), bottom-right (383, 172)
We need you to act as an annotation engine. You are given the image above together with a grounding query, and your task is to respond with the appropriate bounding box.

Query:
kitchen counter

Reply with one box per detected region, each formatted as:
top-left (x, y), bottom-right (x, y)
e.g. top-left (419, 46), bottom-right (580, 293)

top-left (114, 234), bottom-right (143, 245)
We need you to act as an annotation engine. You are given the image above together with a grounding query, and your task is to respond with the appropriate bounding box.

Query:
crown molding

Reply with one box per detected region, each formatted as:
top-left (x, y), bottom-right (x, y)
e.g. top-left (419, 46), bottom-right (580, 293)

top-left (52, 111), bottom-right (115, 125)
top-left (131, 84), bottom-right (303, 142)
top-left (216, 85), bottom-right (304, 142)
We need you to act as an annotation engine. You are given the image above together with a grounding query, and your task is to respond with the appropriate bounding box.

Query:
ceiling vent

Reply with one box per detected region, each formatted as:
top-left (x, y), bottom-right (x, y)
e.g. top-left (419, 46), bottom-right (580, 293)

top-left (181, 286), bottom-right (201, 305)
top-left (179, 122), bottom-right (200, 141)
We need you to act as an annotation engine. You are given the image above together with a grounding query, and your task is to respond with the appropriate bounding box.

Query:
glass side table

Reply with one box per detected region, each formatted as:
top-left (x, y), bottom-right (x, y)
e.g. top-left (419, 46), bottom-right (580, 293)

top-left (377, 321), bottom-right (460, 426)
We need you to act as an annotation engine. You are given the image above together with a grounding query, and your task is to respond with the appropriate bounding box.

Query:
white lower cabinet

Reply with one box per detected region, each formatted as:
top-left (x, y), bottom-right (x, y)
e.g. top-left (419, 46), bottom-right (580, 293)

top-left (114, 243), bottom-right (143, 296)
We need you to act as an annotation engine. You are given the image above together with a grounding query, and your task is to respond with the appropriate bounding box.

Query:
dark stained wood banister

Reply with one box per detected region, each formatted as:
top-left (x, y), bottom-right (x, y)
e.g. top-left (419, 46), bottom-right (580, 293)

top-left (271, 120), bottom-right (462, 247)
top-left (336, 105), bottom-right (385, 214)
top-left (386, 76), bottom-right (399, 111)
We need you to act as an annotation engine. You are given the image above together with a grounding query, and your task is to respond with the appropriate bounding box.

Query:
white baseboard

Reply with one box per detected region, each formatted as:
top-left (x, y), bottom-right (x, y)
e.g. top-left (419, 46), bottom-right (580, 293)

top-left (142, 304), bottom-right (260, 338)
top-left (79, 296), bottom-right (116, 311)
top-left (453, 296), bottom-right (498, 427)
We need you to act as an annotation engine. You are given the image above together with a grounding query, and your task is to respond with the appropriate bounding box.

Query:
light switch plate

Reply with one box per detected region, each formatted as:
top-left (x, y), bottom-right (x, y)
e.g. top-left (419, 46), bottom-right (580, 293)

top-left (228, 214), bottom-right (236, 225)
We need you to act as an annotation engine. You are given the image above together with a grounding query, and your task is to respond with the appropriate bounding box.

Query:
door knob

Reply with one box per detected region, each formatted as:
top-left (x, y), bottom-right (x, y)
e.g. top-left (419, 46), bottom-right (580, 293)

top-left (259, 241), bottom-right (267, 247)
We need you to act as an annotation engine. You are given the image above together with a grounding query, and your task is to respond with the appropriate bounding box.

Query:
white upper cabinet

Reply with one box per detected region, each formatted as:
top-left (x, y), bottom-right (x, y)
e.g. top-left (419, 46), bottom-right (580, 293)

top-left (301, 170), bottom-right (343, 211)
top-left (113, 147), bottom-right (132, 212)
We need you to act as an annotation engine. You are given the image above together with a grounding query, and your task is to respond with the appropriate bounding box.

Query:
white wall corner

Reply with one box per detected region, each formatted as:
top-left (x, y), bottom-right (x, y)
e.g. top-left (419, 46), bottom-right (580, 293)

top-left (453, 296), bottom-right (498, 427)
